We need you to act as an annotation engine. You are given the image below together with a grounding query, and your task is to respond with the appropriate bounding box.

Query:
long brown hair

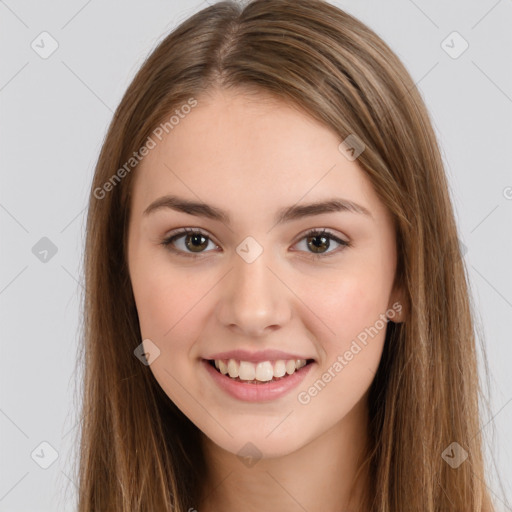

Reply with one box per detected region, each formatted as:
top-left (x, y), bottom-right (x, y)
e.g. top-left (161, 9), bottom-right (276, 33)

top-left (75, 0), bottom-right (495, 510)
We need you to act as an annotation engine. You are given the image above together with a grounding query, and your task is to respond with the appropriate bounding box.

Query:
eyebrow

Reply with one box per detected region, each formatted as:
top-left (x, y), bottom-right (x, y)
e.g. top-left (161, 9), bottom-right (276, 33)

top-left (143, 194), bottom-right (373, 224)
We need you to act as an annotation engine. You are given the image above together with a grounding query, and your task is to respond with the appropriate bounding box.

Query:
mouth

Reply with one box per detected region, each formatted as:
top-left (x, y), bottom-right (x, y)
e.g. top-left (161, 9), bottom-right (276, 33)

top-left (205, 358), bottom-right (315, 384)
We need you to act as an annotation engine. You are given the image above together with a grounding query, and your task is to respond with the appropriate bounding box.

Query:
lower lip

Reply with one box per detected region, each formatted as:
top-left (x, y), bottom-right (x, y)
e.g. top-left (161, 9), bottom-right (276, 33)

top-left (202, 359), bottom-right (314, 402)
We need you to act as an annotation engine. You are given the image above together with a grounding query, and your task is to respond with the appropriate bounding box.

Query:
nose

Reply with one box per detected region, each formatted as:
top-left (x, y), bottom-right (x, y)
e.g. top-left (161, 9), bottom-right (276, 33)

top-left (216, 249), bottom-right (292, 337)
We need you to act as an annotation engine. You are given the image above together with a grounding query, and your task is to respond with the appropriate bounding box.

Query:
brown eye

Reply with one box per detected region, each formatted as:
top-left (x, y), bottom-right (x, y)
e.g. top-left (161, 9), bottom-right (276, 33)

top-left (161, 227), bottom-right (350, 259)
top-left (183, 232), bottom-right (209, 252)
top-left (161, 228), bottom-right (217, 256)
top-left (294, 229), bottom-right (350, 258)
top-left (306, 232), bottom-right (330, 254)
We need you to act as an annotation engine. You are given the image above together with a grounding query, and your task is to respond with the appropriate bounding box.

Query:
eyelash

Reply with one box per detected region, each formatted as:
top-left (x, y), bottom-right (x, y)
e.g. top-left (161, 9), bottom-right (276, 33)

top-left (160, 228), bottom-right (351, 260)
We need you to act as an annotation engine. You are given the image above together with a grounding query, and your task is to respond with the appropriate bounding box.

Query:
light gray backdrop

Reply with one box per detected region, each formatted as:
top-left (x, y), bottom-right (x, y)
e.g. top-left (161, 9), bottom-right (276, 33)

top-left (1, 0), bottom-right (511, 510)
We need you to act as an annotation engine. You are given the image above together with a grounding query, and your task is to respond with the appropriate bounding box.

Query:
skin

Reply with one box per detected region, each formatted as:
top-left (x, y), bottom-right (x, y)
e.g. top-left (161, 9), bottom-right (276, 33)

top-left (127, 87), bottom-right (406, 512)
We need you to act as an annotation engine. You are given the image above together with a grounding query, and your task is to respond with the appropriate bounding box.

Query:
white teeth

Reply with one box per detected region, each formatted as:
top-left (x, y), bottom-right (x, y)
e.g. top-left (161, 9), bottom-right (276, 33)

top-left (255, 361), bottom-right (274, 381)
top-left (238, 361), bottom-right (255, 380)
top-left (274, 360), bottom-right (286, 377)
top-left (218, 360), bottom-right (228, 375)
top-left (285, 360), bottom-right (296, 375)
top-left (212, 358), bottom-right (309, 381)
top-left (227, 359), bottom-right (239, 378)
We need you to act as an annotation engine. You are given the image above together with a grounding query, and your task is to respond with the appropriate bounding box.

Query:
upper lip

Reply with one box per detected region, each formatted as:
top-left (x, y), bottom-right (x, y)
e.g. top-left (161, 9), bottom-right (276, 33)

top-left (204, 349), bottom-right (314, 363)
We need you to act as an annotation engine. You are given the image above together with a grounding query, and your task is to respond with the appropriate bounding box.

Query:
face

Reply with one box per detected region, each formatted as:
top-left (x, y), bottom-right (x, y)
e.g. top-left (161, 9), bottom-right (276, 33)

top-left (127, 87), bottom-right (404, 459)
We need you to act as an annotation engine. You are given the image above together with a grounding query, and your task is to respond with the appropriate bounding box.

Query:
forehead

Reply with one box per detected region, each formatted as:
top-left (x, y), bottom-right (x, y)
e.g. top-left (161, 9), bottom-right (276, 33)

top-left (130, 88), bottom-right (387, 223)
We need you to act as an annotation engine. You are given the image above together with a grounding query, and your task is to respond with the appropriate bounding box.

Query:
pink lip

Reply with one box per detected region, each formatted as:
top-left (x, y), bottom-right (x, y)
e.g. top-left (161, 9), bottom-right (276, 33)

top-left (202, 359), bottom-right (314, 402)
top-left (205, 349), bottom-right (313, 363)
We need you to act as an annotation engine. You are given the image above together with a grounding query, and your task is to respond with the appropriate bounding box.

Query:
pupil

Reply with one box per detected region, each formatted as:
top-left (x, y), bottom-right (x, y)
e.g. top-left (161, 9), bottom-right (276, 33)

top-left (186, 233), bottom-right (207, 252)
top-left (309, 235), bottom-right (328, 253)
top-left (184, 233), bottom-right (329, 254)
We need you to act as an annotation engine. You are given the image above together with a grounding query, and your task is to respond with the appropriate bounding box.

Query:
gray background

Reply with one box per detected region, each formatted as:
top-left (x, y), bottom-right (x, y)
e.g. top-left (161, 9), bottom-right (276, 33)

top-left (1, 0), bottom-right (511, 510)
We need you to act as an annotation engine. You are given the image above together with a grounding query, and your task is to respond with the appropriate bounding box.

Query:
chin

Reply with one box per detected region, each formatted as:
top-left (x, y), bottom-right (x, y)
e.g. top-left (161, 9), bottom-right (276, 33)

top-left (199, 417), bottom-right (316, 461)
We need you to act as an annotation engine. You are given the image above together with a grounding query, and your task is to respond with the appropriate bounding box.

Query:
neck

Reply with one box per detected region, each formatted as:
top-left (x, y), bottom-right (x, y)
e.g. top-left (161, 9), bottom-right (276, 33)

top-left (197, 397), bottom-right (371, 512)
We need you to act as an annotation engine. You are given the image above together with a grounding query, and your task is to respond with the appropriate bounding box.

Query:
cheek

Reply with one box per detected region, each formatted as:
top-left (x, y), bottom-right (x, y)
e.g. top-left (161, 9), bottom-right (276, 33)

top-left (307, 257), bottom-right (393, 388)
top-left (132, 272), bottom-right (176, 339)
top-left (130, 257), bottom-right (216, 355)
top-left (312, 264), bottom-right (391, 339)
top-left (133, 275), bottom-right (194, 339)
top-left (295, 270), bottom-right (390, 419)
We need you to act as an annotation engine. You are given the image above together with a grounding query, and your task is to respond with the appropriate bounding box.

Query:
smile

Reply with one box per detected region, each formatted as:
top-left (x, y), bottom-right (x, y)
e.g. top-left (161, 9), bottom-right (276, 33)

top-left (203, 358), bottom-right (315, 402)
top-left (211, 358), bottom-right (310, 383)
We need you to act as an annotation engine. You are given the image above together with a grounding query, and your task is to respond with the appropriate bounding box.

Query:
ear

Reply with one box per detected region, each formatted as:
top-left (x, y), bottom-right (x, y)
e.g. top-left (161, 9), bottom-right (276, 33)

top-left (386, 282), bottom-right (408, 324)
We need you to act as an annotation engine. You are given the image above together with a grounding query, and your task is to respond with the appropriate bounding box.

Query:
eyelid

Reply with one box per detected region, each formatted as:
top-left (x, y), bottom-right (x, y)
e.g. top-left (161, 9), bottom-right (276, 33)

top-left (291, 228), bottom-right (350, 258)
top-left (161, 227), bottom-right (220, 258)
top-left (161, 227), bottom-right (350, 258)
top-left (164, 226), bottom-right (216, 243)
top-left (293, 227), bottom-right (347, 244)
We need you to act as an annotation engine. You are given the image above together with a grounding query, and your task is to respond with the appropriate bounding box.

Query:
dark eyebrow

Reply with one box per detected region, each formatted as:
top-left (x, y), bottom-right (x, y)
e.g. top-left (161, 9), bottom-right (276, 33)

top-left (143, 194), bottom-right (373, 224)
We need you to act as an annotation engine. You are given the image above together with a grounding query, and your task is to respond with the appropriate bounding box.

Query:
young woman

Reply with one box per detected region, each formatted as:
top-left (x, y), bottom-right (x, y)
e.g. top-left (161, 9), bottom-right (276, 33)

top-left (77, 1), bottom-right (496, 510)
